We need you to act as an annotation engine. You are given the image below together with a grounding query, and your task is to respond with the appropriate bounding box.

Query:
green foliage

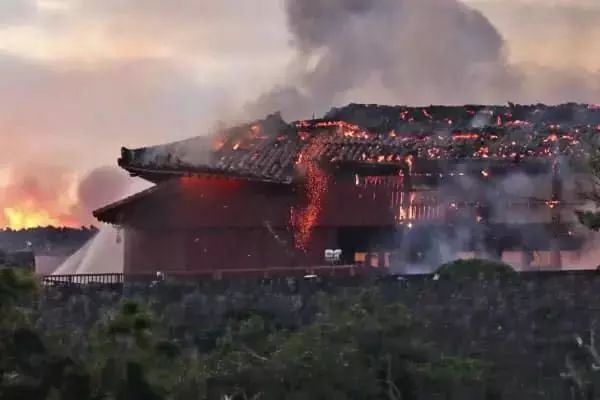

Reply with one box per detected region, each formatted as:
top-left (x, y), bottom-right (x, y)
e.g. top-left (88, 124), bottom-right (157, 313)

top-left (206, 288), bottom-right (488, 399)
top-left (576, 210), bottom-right (600, 232)
top-left (0, 267), bottom-right (38, 309)
top-left (579, 150), bottom-right (600, 232)
top-left (0, 276), bottom-right (493, 400)
top-left (435, 258), bottom-right (516, 281)
top-left (0, 269), bottom-right (92, 400)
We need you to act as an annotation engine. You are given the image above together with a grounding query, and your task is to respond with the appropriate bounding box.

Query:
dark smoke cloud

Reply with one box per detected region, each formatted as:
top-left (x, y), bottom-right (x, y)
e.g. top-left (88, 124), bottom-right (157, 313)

top-left (246, 0), bottom-right (600, 121)
top-left (247, 0), bottom-right (518, 120)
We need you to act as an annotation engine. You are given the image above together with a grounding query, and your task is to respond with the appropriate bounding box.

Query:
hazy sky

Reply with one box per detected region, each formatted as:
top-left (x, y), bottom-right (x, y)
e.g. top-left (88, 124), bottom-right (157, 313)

top-left (0, 0), bottom-right (599, 226)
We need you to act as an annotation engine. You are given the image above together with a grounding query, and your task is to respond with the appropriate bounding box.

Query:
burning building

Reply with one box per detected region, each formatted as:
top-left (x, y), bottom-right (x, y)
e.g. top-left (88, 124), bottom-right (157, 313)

top-left (94, 103), bottom-right (600, 277)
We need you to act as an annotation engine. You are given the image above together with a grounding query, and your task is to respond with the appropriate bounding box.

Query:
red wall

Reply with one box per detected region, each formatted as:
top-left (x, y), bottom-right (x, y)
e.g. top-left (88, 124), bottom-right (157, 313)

top-left (320, 180), bottom-right (397, 226)
top-left (125, 176), bottom-right (397, 229)
top-left (122, 176), bottom-right (396, 275)
top-left (124, 226), bottom-right (339, 275)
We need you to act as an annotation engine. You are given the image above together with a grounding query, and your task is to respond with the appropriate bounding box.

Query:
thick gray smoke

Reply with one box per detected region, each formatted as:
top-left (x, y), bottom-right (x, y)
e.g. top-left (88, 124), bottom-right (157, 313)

top-left (246, 0), bottom-right (600, 121)
top-left (247, 0), bottom-right (517, 120)
top-left (392, 168), bottom-right (567, 274)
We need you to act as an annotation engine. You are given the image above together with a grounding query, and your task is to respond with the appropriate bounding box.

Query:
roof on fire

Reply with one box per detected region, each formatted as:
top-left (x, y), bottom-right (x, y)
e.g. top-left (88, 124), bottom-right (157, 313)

top-left (116, 103), bottom-right (600, 184)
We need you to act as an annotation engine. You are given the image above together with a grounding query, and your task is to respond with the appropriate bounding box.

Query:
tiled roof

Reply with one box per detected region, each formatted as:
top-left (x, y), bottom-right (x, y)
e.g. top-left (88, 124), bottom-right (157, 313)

top-left (118, 104), bottom-right (600, 183)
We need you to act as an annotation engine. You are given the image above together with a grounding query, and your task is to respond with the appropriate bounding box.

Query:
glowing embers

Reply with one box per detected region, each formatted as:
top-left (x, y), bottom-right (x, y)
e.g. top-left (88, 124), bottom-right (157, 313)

top-left (405, 155), bottom-right (414, 174)
top-left (306, 120), bottom-right (370, 139)
top-left (290, 139), bottom-right (329, 251)
top-left (394, 192), bottom-right (443, 223)
top-left (475, 146), bottom-right (490, 159)
top-left (397, 191), bottom-right (416, 222)
top-left (452, 132), bottom-right (479, 141)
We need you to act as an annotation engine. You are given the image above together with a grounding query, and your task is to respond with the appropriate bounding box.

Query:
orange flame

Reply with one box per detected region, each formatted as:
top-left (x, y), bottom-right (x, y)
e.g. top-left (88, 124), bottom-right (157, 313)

top-left (3, 206), bottom-right (76, 230)
top-left (405, 155), bottom-right (414, 173)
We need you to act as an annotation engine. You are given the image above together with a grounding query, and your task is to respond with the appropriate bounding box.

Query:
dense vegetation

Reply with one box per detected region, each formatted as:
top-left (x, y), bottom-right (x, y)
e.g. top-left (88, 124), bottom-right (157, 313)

top-left (3, 259), bottom-right (600, 399)
top-left (0, 265), bottom-right (500, 400)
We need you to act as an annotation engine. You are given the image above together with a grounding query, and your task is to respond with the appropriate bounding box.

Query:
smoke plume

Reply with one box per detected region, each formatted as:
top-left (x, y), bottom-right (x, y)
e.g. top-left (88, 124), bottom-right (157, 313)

top-left (247, 0), bottom-right (516, 120)
top-left (246, 0), bottom-right (600, 121)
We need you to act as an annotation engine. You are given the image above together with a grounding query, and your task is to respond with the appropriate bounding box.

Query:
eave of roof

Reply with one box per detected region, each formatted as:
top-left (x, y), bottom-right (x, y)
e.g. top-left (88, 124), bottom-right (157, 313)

top-left (120, 163), bottom-right (293, 185)
top-left (93, 183), bottom-right (164, 223)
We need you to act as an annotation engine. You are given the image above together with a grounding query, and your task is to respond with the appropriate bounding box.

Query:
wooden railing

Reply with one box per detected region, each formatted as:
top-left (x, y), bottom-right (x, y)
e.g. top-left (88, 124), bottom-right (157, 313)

top-left (40, 267), bottom-right (600, 287)
top-left (41, 264), bottom-right (367, 285)
top-left (43, 273), bottom-right (124, 285)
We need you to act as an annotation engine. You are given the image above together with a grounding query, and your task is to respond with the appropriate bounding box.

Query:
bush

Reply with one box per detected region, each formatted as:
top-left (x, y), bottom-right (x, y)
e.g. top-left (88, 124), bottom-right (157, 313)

top-left (0, 267), bottom-right (38, 308)
top-left (434, 259), bottom-right (516, 281)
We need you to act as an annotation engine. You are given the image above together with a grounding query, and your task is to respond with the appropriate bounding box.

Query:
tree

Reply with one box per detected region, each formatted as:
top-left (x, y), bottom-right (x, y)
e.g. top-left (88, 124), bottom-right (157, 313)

top-left (85, 300), bottom-right (206, 400)
top-left (0, 269), bottom-right (491, 399)
top-left (0, 268), bottom-right (94, 400)
top-left (577, 145), bottom-right (600, 231)
top-left (434, 259), bottom-right (516, 281)
top-left (206, 288), bottom-right (488, 400)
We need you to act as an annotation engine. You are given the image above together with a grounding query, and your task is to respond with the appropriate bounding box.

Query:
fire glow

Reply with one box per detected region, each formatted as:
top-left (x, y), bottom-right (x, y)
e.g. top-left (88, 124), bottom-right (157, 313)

top-left (290, 139), bottom-right (329, 250)
top-left (0, 170), bottom-right (81, 230)
top-left (2, 205), bottom-right (75, 230)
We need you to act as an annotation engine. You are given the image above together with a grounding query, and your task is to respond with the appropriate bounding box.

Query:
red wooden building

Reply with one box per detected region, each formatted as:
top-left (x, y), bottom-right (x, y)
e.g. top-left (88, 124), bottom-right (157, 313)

top-left (94, 105), bottom-right (594, 277)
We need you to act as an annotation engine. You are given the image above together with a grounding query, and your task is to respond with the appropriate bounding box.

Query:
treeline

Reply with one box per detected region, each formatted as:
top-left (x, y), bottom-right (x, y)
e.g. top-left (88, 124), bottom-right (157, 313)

top-left (0, 226), bottom-right (97, 253)
top-left (1, 266), bottom-right (495, 400)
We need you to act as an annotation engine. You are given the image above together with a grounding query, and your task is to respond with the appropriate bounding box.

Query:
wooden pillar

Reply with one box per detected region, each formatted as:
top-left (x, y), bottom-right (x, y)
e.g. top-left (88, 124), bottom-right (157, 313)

top-left (401, 159), bottom-right (413, 222)
top-left (550, 159), bottom-right (562, 269)
top-left (521, 249), bottom-right (534, 269)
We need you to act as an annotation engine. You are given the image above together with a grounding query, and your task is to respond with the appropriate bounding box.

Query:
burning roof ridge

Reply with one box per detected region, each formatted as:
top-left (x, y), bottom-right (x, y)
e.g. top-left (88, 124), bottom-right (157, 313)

top-left (325, 101), bottom-right (595, 110)
top-left (116, 102), bottom-right (600, 185)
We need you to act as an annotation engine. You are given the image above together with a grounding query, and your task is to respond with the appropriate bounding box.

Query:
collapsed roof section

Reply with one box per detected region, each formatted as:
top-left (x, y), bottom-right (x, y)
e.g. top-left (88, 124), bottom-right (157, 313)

top-left (118, 103), bottom-right (600, 184)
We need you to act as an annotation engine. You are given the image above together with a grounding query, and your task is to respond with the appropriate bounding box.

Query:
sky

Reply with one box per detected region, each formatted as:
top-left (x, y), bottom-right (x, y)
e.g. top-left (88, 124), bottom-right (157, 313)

top-left (0, 0), bottom-right (599, 228)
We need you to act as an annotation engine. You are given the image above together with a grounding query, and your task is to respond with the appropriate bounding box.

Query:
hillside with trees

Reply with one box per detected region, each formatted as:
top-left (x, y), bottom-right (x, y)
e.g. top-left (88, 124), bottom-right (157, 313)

top-left (0, 227), bottom-right (97, 254)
